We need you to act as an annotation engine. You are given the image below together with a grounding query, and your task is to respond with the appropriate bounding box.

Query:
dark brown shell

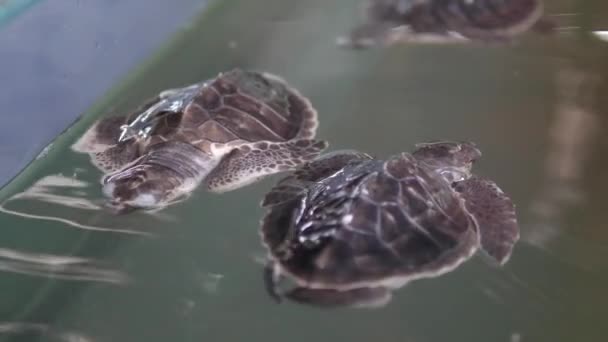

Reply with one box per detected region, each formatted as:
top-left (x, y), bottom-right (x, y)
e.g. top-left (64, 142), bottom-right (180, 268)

top-left (261, 153), bottom-right (478, 289)
top-left (144, 69), bottom-right (318, 153)
top-left (431, 0), bottom-right (544, 39)
top-left (370, 0), bottom-right (546, 40)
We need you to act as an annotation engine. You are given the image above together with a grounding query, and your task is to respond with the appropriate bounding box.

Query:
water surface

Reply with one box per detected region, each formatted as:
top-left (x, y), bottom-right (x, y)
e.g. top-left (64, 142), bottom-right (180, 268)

top-left (0, 0), bottom-right (607, 341)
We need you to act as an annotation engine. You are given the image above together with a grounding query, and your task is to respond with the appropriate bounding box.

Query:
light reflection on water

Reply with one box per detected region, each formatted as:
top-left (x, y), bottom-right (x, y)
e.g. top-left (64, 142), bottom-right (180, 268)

top-left (0, 0), bottom-right (607, 341)
top-left (0, 322), bottom-right (93, 342)
top-left (0, 247), bottom-right (129, 285)
top-left (1, 174), bottom-right (155, 236)
top-left (526, 64), bottom-right (600, 249)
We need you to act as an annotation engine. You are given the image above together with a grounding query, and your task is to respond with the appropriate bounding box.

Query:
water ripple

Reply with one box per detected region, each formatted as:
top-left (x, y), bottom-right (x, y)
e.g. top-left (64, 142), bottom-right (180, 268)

top-left (1, 173), bottom-right (155, 237)
top-left (0, 205), bottom-right (153, 237)
top-left (0, 247), bottom-right (130, 285)
top-left (0, 322), bottom-right (93, 341)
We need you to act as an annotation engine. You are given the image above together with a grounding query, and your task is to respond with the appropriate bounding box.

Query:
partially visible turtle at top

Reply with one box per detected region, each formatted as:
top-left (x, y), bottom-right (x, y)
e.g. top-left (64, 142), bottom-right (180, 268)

top-left (72, 69), bottom-right (327, 212)
top-left (259, 141), bottom-right (519, 308)
top-left (338, 0), bottom-right (555, 48)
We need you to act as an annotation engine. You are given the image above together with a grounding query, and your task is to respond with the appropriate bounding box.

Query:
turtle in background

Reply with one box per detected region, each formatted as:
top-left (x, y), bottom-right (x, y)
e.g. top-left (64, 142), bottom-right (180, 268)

top-left (338, 0), bottom-right (556, 48)
top-left (72, 69), bottom-right (327, 212)
top-left (259, 141), bottom-right (519, 308)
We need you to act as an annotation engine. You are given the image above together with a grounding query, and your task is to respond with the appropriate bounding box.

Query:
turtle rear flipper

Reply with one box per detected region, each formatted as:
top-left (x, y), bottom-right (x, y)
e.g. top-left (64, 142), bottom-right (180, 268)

top-left (205, 139), bottom-right (329, 194)
top-left (454, 176), bottom-right (520, 265)
top-left (284, 286), bottom-right (392, 309)
top-left (91, 143), bottom-right (140, 173)
top-left (261, 150), bottom-right (372, 207)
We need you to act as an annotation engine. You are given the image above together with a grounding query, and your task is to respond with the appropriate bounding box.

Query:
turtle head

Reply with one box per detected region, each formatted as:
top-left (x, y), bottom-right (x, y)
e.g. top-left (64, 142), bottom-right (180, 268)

top-left (412, 141), bottom-right (481, 183)
top-left (101, 141), bottom-right (214, 213)
top-left (102, 164), bottom-right (183, 212)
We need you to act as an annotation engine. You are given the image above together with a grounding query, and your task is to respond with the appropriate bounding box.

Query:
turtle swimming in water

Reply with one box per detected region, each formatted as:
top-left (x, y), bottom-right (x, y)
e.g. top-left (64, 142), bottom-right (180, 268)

top-left (72, 69), bottom-right (327, 212)
top-left (259, 141), bottom-right (519, 308)
top-left (338, 0), bottom-right (555, 48)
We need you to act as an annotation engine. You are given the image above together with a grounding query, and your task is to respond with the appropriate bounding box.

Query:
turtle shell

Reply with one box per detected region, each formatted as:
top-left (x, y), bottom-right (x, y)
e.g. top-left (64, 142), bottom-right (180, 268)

top-left (404, 0), bottom-right (545, 39)
top-left (261, 152), bottom-right (479, 290)
top-left (142, 69), bottom-right (319, 154)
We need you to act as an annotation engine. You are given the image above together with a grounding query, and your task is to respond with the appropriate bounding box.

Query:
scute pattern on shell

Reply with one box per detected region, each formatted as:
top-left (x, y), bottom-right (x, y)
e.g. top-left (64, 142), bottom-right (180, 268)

top-left (101, 69), bottom-right (320, 158)
top-left (263, 152), bottom-right (476, 289)
top-left (260, 150), bottom-right (374, 207)
top-left (170, 69), bottom-right (318, 148)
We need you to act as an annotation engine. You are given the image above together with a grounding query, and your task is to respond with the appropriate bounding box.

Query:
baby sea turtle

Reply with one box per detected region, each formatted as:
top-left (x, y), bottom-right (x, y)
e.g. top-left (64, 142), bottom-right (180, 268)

top-left (339, 0), bottom-right (555, 48)
top-left (260, 141), bottom-right (519, 308)
top-left (72, 69), bottom-right (327, 212)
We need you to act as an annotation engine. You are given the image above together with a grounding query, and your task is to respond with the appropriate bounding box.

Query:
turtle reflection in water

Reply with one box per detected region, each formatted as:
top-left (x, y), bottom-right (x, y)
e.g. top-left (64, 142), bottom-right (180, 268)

top-left (72, 69), bottom-right (327, 212)
top-left (260, 141), bottom-right (519, 308)
top-left (339, 0), bottom-right (555, 48)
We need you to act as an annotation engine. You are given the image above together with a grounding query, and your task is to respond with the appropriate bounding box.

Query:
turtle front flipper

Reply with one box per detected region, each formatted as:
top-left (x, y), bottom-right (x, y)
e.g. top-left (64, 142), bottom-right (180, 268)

top-left (72, 115), bottom-right (143, 173)
top-left (284, 286), bottom-right (392, 309)
top-left (262, 150), bottom-right (372, 207)
top-left (205, 139), bottom-right (329, 193)
top-left (72, 115), bottom-right (127, 153)
top-left (454, 176), bottom-right (520, 265)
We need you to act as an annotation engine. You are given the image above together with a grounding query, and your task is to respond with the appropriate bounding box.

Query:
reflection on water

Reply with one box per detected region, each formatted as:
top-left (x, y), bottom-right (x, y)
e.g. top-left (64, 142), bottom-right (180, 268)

top-left (0, 175), bottom-right (131, 285)
top-left (0, 322), bottom-right (92, 342)
top-left (0, 247), bottom-right (129, 285)
top-left (196, 271), bottom-right (224, 295)
top-left (1, 174), bottom-right (154, 236)
top-left (527, 64), bottom-right (600, 248)
top-left (0, 0), bottom-right (607, 341)
top-left (593, 30), bottom-right (608, 42)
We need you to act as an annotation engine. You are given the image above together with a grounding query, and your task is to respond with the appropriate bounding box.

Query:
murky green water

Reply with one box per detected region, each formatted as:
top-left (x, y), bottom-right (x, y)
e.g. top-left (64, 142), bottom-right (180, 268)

top-left (1, 0), bottom-right (607, 341)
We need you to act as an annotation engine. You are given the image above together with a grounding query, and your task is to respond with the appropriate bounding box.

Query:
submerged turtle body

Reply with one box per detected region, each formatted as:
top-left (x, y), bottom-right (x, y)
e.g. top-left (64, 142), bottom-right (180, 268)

top-left (340, 0), bottom-right (554, 48)
top-left (260, 142), bottom-right (519, 308)
top-left (72, 69), bottom-right (327, 212)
